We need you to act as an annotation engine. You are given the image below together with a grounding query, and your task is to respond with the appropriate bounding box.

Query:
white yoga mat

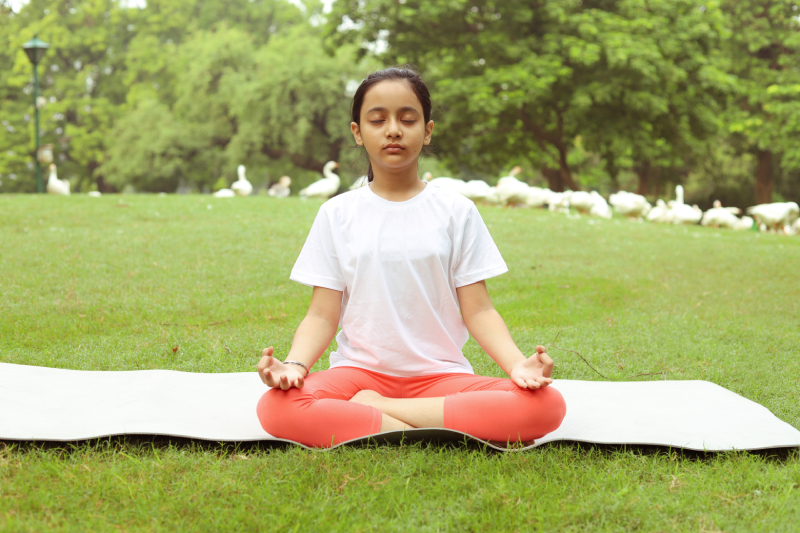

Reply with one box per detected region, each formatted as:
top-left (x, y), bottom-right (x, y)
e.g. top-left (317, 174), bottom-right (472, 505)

top-left (1, 363), bottom-right (798, 451)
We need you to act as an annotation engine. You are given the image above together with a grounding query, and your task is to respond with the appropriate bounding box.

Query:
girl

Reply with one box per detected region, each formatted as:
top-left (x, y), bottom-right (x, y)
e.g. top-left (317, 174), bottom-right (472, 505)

top-left (256, 67), bottom-right (566, 448)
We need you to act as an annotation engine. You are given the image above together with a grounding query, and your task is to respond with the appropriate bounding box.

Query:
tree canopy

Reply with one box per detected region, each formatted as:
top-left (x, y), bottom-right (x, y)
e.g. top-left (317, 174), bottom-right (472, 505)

top-left (1, 0), bottom-right (798, 206)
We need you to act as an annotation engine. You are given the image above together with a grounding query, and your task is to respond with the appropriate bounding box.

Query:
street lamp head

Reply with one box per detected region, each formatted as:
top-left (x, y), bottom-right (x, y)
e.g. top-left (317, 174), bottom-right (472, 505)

top-left (22, 35), bottom-right (49, 65)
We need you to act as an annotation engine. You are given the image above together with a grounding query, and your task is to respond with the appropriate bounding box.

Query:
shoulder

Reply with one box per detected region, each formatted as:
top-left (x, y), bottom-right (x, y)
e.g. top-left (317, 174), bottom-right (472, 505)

top-left (318, 188), bottom-right (366, 216)
top-left (426, 183), bottom-right (477, 215)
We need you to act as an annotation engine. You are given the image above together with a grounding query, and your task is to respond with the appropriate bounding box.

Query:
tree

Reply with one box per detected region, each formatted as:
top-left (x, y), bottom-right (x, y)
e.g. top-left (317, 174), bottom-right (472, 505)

top-left (722, 0), bottom-right (800, 204)
top-left (328, 0), bottom-right (735, 194)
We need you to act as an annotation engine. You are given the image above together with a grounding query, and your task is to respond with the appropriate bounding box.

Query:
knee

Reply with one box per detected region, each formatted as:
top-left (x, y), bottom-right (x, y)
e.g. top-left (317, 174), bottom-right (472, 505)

top-left (519, 386), bottom-right (567, 439)
top-left (535, 386), bottom-right (567, 435)
top-left (256, 388), bottom-right (305, 437)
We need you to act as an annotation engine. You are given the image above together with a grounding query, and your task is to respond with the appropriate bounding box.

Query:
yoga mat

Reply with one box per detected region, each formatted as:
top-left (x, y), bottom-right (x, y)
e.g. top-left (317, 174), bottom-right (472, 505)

top-left (1, 362), bottom-right (798, 451)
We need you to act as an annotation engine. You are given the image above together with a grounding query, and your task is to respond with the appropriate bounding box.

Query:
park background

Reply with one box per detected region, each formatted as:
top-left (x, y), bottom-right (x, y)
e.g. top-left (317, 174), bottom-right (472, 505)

top-left (1, 0), bottom-right (799, 205)
top-left (2, 1), bottom-right (800, 531)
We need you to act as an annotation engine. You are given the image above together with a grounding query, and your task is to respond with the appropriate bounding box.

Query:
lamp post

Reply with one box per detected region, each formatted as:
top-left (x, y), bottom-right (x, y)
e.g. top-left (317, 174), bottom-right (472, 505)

top-left (22, 35), bottom-right (50, 193)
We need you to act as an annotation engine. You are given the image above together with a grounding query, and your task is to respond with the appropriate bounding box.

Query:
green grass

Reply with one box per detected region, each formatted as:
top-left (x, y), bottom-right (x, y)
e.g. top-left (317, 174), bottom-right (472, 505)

top-left (1, 194), bottom-right (799, 532)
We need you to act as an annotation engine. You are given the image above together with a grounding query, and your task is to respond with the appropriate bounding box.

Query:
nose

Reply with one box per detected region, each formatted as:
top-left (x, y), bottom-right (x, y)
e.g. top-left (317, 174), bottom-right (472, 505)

top-left (386, 117), bottom-right (402, 139)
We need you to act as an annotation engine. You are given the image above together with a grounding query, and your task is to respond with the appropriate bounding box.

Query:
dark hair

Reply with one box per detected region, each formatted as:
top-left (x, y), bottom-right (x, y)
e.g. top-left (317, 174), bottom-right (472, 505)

top-left (350, 66), bottom-right (432, 182)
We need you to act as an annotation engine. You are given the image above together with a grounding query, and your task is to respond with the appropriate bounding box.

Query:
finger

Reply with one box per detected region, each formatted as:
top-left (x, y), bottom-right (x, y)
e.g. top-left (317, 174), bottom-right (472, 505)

top-left (262, 368), bottom-right (273, 386)
top-left (262, 346), bottom-right (274, 357)
top-left (536, 345), bottom-right (545, 354)
top-left (296, 375), bottom-right (305, 389)
top-left (279, 374), bottom-right (290, 391)
top-left (526, 378), bottom-right (541, 389)
top-left (540, 352), bottom-right (554, 378)
top-left (514, 377), bottom-right (528, 389)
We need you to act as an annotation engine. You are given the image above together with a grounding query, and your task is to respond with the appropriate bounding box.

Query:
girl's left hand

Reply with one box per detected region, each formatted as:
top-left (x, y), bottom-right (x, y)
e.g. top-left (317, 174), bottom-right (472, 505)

top-left (510, 345), bottom-right (554, 389)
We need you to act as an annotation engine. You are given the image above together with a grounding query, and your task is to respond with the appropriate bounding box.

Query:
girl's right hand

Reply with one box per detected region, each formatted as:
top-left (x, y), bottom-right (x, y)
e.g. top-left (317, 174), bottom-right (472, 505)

top-left (257, 346), bottom-right (306, 390)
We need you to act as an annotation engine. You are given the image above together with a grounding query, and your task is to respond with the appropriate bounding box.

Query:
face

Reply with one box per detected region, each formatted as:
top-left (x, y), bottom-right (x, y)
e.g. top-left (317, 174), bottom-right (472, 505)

top-left (351, 80), bottom-right (434, 175)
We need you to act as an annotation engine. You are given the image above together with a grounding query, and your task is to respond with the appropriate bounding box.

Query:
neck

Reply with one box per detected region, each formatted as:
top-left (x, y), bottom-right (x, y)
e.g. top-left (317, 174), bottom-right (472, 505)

top-left (368, 164), bottom-right (426, 202)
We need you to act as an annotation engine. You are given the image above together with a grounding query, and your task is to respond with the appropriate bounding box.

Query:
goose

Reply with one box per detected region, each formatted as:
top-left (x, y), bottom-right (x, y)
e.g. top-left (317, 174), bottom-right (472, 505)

top-left (569, 191), bottom-right (595, 215)
top-left (428, 176), bottom-right (471, 197)
top-left (701, 206), bottom-right (739, 229)
top-left (231, 165), bottom-right (253, 197)
top-left (609, 190), bottom-right (650, 219)
top-left (300, 161), bottom-right (340, 199)
top-left (87, 191), bottom-right (102, 197)
top-left (524, 186), bottom-right (553, 208)
top-left (464, 179), bottom-right (492, 202)
top-left (646, 199), bottom-right (672, 223)
top-left (733, 215), bottom-right (754, 231)
top-left (712, 199), bottom-right (741, 215)
top-left (494, 167), bottom-right (529, 206)
top-left (349, 175), bottom-right (368, 190)
top-left (548, 191), bottom-right (572, 214)
top-left (746, 202), bottom-right (800, 233)
top-left (46, 164), bottom-right (70, 196)
top-left (213, 188), bottom-right (235, 197)
top-left (268, 176), bottom-right (292, 198)
top-left (789, 218), bottom-right (800, 236)
top-left (588, 191), bottom-right (612, 219)
top-left (666, 185), bottom-right (700, 225)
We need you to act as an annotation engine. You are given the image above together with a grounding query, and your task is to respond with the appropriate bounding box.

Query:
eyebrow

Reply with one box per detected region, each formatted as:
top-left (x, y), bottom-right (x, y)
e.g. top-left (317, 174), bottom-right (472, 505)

top-left (365, 106), bottom-right (421, 115)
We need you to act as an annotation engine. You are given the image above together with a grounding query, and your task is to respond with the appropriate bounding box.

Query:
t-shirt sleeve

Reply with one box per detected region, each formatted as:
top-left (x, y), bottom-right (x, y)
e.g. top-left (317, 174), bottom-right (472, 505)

top-left (289, 205), bottom-right (346, 291)
top-left (453, 203), bottom-right (508, 287)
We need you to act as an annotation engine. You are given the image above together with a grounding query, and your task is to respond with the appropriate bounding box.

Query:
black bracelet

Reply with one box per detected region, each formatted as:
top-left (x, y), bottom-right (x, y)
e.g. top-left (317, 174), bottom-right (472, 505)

top-left (283, 360), bottom-right (310, 375)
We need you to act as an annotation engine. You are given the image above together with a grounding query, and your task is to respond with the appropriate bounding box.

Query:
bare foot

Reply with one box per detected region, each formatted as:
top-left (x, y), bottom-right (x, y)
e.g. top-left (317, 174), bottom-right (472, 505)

top-left (349, 389), bottom-right (383, 408)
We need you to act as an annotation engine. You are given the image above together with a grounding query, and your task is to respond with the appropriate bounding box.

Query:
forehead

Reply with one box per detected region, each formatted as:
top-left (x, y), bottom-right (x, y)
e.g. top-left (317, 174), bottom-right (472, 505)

top-left (362, 80), bottom-right (422, 113)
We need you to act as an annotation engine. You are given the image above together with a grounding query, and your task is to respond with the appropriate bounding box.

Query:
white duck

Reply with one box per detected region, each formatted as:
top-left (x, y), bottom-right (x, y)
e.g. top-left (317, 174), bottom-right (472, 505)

top-left (733, 216), bottom-right (754, 231)
top-left (548, 191), bottom-right (572, 214)
top-left (268, 176), bottom-right (292, 198)
top-left (494, 167), bottom-right (529, 206)
top-left (701, 202), bottom-right (740, 229)
top-left (667, 185), bottom-right (701, 225)
top-left (789, 218), bottom-right (800, 236)
top-left (464, 179), bottom-right (493, 202)
top-left (746, 202), bottom-right (800, 233)
top-left (588, 191), bottom-right (612, 219)
top-left (646, 199), bottom-right (672, 223)
top-left (231, 165), bottom-right (253, 197)
top-left (300, 161), bottom-right (340, 199)
top-left (213, 188), bottom-right (235, 197)
top-left (569, 191), bottom-right (595, 215)
top-left (524, 186), bottom-right (553, 208)
top-left (609, 190), bottom-right (650, 219)
top-left (46, 164), bottom-right (70, 196)
top-left (87, 191), bottom-right (102, 197)
top-left (428, 176), bottom-right (471, 197)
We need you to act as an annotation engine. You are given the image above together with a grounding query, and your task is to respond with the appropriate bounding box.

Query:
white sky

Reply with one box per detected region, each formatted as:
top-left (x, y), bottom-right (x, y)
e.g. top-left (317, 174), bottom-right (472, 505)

top-left (9, 0), bottom-right (330, 13)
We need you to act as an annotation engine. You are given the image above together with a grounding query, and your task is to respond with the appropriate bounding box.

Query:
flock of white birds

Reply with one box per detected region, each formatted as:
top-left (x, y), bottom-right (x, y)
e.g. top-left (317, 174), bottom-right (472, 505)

top-left (45, 159), bottom-right (800, 236)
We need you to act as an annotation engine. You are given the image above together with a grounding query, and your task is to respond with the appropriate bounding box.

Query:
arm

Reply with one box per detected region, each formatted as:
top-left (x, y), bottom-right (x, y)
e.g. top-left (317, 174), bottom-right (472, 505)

top-left (257, 286), bottom-right (342, 389)
top-left (456, 280), bottom-right (553, 389)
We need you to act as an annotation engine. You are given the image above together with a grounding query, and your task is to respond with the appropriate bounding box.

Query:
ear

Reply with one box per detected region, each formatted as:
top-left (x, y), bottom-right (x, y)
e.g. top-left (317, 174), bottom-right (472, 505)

top-left (423, 120), bottom-right (434, 146)
top-left (351, 122), bottom-right (363, 146)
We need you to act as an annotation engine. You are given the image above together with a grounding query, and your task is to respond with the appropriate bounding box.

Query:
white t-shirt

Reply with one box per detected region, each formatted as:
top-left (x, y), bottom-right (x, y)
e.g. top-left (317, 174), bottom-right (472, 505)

top-left (290, 183), bottom-right (508, 376)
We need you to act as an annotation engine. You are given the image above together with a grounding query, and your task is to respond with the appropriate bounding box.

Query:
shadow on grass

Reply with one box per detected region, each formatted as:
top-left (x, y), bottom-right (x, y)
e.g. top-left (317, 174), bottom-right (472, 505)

top-left (3, 435), bottom-right (797, 463)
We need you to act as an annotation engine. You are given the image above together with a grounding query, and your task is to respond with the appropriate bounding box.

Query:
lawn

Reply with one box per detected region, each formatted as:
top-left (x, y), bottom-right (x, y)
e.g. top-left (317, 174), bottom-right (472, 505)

top-left (1, 194), bottom-right (799, 532)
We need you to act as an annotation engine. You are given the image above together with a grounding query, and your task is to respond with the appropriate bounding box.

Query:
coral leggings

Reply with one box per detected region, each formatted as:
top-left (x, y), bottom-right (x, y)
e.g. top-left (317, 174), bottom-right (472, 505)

top-left (256, 366), bottom-right (567, 448)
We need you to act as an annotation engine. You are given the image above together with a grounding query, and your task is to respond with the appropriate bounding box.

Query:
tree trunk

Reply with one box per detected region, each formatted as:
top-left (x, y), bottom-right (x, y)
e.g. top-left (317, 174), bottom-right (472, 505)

top-left (635, 161), bottom-right (651, 196)
top-left (755, 149), bottom-right (773, 204)
top-left (541, 167), bottom-right (563, 192)
top-left (557, 148), bottom-right (579, 191)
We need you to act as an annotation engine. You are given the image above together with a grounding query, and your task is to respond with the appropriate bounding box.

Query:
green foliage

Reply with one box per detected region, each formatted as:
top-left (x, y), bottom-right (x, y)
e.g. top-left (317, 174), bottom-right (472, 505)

top-left (1, 0), bottom-right (799, 203)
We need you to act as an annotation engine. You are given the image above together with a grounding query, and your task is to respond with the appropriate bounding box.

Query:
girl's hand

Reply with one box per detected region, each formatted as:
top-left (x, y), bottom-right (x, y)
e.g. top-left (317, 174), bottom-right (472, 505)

top-left (510, 345), bottom-right (554, 389)
top-left (257, 347), bottom-right (306, 390)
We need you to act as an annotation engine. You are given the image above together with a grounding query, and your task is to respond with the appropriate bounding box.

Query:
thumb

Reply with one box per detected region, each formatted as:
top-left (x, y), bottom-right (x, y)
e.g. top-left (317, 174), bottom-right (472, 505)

top-left (536, 345), bottom-right (546, 355)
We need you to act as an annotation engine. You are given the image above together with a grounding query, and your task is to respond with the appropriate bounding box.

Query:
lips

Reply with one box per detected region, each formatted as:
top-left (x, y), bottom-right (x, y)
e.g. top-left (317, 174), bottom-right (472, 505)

top-left (384, 144), bottom-right (404, 153)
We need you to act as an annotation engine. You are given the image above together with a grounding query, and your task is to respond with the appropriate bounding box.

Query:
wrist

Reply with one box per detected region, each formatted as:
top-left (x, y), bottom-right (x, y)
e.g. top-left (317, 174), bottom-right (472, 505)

top-left (283, 360), bottom-right (310, 376)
